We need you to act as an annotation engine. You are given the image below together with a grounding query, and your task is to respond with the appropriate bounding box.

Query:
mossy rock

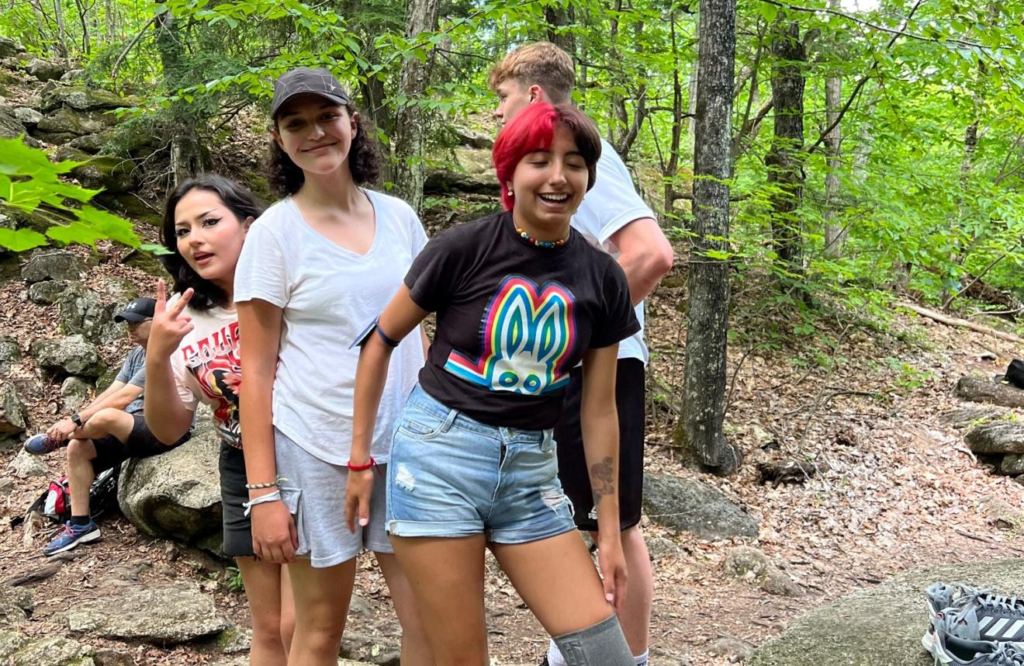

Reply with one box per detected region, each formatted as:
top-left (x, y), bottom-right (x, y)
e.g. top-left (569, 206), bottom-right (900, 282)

top-left (69, 132), bottom-right (114, 154)
top-left (35, 107), bottom-right (116, 138)
top-left (95, 192), bottom-right (162, 227)
top-left (0, 108), bottom-right (24, 139)
top-left (0, 36), bottom-right (24, 59)
top-left (50, 147), bottom-right (138, 194)
top-left (41, 86), bottom-right (135, 112)
top-left (121, 248), bottom-right (168, 277)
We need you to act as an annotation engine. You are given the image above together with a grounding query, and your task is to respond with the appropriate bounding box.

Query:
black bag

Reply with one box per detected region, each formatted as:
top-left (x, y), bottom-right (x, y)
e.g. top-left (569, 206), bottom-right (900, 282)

top-left (1007, 359), bottom-right (1024, 390)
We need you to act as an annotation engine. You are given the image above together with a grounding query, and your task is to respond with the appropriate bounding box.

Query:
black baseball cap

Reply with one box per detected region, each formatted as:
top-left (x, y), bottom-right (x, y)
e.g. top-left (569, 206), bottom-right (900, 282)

top-left (271, 67), bottom-right (350, 119)
top-left (114, 297), bottom-right (156, 323)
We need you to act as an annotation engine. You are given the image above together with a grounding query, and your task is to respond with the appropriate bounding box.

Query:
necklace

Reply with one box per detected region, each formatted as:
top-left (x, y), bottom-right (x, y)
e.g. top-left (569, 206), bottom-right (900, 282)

top-left (516, 226), bottom-right (569, 248)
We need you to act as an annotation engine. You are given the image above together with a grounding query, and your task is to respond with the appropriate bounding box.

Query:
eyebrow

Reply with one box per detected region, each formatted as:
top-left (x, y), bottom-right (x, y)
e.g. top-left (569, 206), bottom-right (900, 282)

top-left (175, 209), bottom-right (217, 225)
top-left (279, 101), bottom-right (341, 121)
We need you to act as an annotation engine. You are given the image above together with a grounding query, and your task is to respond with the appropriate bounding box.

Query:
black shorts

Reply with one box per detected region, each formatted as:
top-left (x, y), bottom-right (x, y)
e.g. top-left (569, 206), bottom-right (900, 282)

top-left (219, 443), bottom-right (255, 559)
top-left (91, 413), bottom-right (189, 475)
top-left (554, 358), bottom-right (646, 532)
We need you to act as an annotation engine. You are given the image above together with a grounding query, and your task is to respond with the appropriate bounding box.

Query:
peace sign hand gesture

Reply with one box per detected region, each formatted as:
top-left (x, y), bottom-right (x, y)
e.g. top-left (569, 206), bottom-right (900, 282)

top-left (149, 280), bottom-right (195, 359)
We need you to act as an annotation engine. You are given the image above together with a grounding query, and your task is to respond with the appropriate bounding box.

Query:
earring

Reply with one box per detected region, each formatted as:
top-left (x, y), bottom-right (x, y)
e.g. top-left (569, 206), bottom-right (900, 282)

top-left (508, 190), bottom-right (514, 197)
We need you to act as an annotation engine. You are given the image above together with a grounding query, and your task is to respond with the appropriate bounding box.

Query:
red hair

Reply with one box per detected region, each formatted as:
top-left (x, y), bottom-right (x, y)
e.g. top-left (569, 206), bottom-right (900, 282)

top-left (492, 103), bottom-right (602, 211)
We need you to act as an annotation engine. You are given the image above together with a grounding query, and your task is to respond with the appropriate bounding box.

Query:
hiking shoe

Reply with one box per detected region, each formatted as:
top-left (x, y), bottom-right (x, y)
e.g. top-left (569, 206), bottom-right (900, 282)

top-left (927, 583), bottom-right (1024, 642)
top-left (44, 521), bottom-right (100, 556)
top-left (23, 433), bottom-right (61, 456)
top-left (925, 608), bottom-right (1024, 665)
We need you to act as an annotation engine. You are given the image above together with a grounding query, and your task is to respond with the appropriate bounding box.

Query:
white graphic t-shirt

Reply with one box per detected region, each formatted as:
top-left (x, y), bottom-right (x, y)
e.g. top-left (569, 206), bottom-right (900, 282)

top-left (169, 301), bottom-right (241, 448)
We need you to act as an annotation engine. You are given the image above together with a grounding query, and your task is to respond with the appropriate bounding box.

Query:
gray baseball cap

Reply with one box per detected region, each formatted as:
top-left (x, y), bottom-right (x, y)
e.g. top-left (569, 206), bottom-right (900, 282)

top-left (271, 67), bottom-right (350, 119)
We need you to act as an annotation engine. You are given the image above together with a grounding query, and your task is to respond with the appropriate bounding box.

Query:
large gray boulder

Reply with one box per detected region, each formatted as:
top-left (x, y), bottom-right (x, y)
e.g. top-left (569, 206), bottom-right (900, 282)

top-left (0, 337), bottom-right (21, 372)
top-left (13, 107), bottom-right (42, 128)
top-left (965, 422), bottom-right (1024, 455)
top-left (0, 36), bottom-right (24, 58)
top-left (59, 285), bottom-right (121, 345)
top-left (21, 250), bottom-right (85, 283)
top-left (424, 147), bottom-right (500, 195)
top-left (747, 558), bottom-right (1024, 666)
top-left (118, 413), bottom-right (222, 552)
top-left (61, 377), bottom-right (93, 414)
top-left (31, 335), bottom-right (104, 379)
top-left (642, 473), bottom-right (759, 539)
top-left (7, 450), bottom-right (47, 478)
top-left (64, 584), bottom-right (229, 644)
top-left (0, 381), bottom-right (28, 442)
top-left (25, 59), bottom-right (64, 82)
top-left (41, 86), bottom-right (134, 112)
top-left (35, 107), bottom-right (116, 142)
top-left (956, 376), bottom-right (1024, 409)
top-left (27, 280), bottom-right (67, 305)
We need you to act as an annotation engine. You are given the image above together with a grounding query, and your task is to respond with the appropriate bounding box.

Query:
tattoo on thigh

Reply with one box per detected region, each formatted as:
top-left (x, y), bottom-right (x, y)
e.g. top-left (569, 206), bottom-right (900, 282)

top-left (590, 456), bottom-right (615, 506)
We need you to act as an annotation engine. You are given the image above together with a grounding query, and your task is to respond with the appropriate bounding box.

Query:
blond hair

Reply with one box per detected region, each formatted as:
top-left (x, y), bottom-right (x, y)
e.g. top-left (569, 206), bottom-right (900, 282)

top-left (488, 42), bottom-right (575, 104)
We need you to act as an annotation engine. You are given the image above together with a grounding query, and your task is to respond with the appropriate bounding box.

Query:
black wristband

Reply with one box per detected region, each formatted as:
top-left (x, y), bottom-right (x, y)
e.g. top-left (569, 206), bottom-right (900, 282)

top-left (70, 413), bottom-right (83, 427)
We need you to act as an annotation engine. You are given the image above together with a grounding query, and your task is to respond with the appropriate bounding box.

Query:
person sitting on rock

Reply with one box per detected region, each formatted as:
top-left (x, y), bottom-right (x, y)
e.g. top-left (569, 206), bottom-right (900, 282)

top-left (24, 297), bottom-right (191, 556)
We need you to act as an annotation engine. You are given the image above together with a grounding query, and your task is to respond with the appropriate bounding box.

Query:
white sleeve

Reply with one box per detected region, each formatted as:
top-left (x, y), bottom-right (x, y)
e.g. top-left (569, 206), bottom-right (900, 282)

top-left (575, 146), bottom-right (657, 245)
top-left (234, 221), bottom-right (290, 307)
top-left (407, 204), bottom-right (429, 256)
top-left (170, 349), bottom-right (199, 412)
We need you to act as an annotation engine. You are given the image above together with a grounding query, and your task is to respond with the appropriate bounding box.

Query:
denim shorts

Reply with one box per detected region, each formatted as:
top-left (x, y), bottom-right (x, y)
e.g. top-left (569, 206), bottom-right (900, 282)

top-left (386, 385), bottom-right (577, 544)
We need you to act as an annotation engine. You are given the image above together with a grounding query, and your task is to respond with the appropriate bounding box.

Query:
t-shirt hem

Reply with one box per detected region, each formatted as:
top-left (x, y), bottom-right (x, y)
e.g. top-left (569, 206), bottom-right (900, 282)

top-left (272, 420), bottom-right (390, 467)
top-left (233, 290), bottom-right (287, 309)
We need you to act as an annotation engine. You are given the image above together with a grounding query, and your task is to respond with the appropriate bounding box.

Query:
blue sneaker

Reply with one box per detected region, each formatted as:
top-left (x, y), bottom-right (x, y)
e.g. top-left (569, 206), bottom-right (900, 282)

top-left (44, 521), bottom-right (100, 556)
top-left (24, 433), bottom-right (62, 456)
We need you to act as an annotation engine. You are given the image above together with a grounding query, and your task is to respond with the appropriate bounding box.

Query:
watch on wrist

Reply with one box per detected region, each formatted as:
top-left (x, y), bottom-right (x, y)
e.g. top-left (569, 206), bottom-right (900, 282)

top-left (70, 413), bottom-right (83, 427)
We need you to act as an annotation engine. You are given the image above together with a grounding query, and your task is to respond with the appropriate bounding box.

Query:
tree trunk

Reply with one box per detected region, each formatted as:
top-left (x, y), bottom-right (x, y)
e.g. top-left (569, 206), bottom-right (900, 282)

top-left (53, 0), bottom-right (69, 62)
top-left (687, 60), bottom-right (699, 138)
top-left (675, 0), bottom-right (738, 475)
top-left (390, 0), bottom-right (441, 213)
top-left (663, 12), bottom-right (684, 213)
top-left (822, 0), bottom-right (844, 256)
top-left (544, 5), bottom-right (575, 55)
top-left (765, 19), bottom-right (806, 282)
top-left (155, 1), bottom-right (207, 185)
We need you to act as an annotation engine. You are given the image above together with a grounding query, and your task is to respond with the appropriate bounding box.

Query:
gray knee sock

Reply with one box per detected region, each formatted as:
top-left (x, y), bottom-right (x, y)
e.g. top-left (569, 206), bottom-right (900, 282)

top-left (553, 615), bottom-right (633, 666)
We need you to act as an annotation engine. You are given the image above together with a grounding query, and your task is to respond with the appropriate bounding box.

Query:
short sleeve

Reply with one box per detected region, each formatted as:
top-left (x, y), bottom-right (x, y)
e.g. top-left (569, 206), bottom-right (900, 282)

top-left (574, 145), bottom-right (657, 245)
top-left (127, 364), bottom-right (146, 388)
top-left (114, 354), bottom-right (133, 384)
top-left (590, 260), bottom-right (640, 349)
top-left (169, 351), bottom-right (199, 413)
top-left (234, 221), bottom-right (290, 307)
top-left (403, 228), bottom-right (465, 313)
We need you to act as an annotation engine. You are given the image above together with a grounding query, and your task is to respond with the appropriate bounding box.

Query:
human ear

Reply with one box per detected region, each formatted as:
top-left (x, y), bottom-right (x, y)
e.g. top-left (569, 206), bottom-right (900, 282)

top-left (350, 111), bottom-right (359, 137)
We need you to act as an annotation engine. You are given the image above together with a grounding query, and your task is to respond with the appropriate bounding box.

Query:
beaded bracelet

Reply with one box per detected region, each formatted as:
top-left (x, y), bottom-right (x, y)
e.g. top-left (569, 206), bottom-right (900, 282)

top-left (244, 477), bottom-right (287, 490)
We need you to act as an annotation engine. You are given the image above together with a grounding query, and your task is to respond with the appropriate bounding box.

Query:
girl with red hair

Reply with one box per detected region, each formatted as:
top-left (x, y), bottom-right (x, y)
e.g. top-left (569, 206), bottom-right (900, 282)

top-left (346, 102), bottom-right (637, 665)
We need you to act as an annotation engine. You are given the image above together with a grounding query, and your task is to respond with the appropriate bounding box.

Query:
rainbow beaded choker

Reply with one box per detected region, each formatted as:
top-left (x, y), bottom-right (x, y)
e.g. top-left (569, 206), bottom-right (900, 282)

top-left (516, 226), bottom-right (569, 248)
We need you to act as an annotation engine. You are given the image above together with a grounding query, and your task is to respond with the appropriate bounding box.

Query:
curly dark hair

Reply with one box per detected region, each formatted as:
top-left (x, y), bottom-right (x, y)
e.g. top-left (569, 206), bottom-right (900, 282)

top-left (160, 174), bottom-right (265, 311)
top-left (266, 102), bottom-right (382, 197)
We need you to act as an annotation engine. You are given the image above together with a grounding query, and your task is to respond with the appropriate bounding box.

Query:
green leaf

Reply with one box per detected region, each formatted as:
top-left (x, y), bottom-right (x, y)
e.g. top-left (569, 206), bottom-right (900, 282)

top-left (0, 227), bottom-right (48, 252)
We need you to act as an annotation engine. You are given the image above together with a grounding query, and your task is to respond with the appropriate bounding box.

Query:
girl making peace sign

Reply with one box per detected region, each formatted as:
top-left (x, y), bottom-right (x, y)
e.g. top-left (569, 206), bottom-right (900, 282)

top-left (145, 175), bottom-right (295, 665)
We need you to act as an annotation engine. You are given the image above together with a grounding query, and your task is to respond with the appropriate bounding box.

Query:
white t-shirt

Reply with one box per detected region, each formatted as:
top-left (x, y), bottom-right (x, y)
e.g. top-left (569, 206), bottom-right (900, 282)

top-left (169, 300), bottom-right (242, 448)
top-left (234, 189), bottom-right (427, 465)
top-left (571, 139), bottom-right (657, 364)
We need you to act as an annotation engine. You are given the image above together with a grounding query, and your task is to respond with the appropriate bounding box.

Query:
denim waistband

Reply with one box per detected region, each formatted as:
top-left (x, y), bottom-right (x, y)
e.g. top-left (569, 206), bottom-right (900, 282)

top-left (405, 385), bottom-right (547, 444)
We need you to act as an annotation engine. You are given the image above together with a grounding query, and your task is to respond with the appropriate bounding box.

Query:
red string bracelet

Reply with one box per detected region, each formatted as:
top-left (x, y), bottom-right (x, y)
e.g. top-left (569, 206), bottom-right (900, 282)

top-left (347, 457), bottom-right (377, 473)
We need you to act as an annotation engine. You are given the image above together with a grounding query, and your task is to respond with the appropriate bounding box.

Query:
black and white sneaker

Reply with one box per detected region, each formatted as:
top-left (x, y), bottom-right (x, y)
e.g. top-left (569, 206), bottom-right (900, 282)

top-left (927, 583), bottom-right (1024, 643)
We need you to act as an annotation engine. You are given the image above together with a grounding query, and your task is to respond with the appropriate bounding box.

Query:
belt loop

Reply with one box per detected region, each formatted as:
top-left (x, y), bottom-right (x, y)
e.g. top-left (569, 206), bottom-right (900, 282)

top-left (440, 407), bottom-right (458, 433)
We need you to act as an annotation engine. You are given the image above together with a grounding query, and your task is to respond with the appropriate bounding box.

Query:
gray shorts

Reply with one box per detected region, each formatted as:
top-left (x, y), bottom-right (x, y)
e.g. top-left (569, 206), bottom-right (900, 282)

top-left (275, 429), bottom-right (392, 568)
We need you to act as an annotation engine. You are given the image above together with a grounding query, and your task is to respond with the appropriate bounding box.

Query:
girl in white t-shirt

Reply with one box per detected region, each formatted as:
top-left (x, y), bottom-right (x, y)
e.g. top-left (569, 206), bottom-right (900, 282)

top-left (234, 67), bottom-right (432, 665)
top-left (144, 174), bottom-right (295, 663)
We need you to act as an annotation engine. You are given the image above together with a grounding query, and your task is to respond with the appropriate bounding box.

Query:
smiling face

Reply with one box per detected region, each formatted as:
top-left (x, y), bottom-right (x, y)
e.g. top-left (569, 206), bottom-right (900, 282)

top-left (173, 189), bottom-right (250, 290)
top-left (507, 126), bottom-right (588, 236)
top-left (272, 93), bottom-right (357, 177)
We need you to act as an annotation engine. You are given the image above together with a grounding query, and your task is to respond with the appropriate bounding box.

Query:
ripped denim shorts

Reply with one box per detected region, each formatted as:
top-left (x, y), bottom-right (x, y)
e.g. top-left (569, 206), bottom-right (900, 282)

top-left (386, 384), bottom-right (577, 544)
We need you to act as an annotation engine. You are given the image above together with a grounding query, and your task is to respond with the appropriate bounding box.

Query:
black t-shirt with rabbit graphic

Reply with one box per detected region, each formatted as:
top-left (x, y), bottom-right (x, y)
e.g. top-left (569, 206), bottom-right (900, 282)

top-left (404, 210), bottom-right (639, 429)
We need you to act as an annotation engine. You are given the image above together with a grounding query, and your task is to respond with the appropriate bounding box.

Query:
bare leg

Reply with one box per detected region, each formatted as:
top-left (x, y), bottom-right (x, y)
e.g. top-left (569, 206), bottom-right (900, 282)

top-left (280, 564), bottom-right (295, 655)
top-left (376, 551), bottom-right (435, 666)
top-left (591, 527), bottom-right (653, 657)
top-left (66, 439), bottom-right (97, 518)
top-left (236, 556), bottom-right (289, 666)
top-left (287, 558), bottom-right (357, 666)
top-left (390, 535), bottom-right (488, 666)
top-left (75, 408), bottom-right (135, 442)
top-left (490, 531), bottom-right (613, 636)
